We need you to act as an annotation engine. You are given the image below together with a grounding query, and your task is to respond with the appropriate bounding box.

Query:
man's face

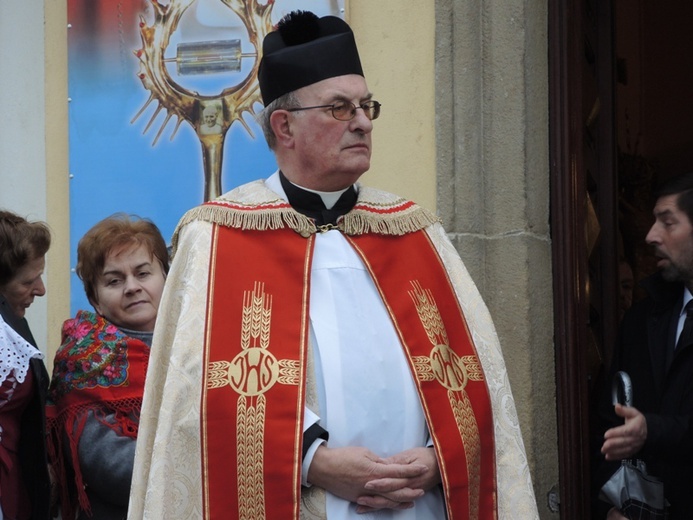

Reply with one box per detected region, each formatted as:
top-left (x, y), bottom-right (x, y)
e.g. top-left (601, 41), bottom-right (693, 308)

top-left (646, 193), bottom-right (693, 283)
top-left (204, 113), bottom-right (217, 127)
top-left (287, 74), bottom-right (373, 191)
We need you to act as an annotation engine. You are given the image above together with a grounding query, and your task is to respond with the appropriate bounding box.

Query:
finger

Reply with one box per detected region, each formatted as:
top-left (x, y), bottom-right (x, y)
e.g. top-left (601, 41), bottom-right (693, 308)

top-left (602, 440), bottom-right (636, 461)
top-left (356, 494), bottom-right (415, 511)
top-left (605, 449), bottom-right (630, 461)
top-left (601, 438), bottom-right (624, 458)
top-left (364, 477), bottom-right (409, 493)
top-left (356, 504), bottom-right (413, 514)
top-left (355, 502), bottom-right (414, 514)
top-left (603, 424), bottom-right (637, 440)
top-left (373, 462), bottom-right (427, 480)
top-left (603, 426), bottom-right (622, 440)
top-left (381, 454), bottom-right (416, 465)
top-left (602, 435), bottom-right (627, 451)
top-left (614, 404), bottom-right (638, 419)
top-left (362, 486), bottom-right (425, 503)
top-left (603, 428), bottom-right (633, 443)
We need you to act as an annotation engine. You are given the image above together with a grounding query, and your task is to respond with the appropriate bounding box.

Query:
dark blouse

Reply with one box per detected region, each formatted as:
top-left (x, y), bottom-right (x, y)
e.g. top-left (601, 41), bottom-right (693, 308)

top-left (0, 295), bottom-right (51, 520)
top-left (0, 368), bottom-right (35, 519)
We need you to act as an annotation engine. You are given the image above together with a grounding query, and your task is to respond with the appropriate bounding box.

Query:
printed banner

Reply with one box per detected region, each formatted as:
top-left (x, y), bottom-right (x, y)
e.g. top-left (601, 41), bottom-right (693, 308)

top-left (67, 0), bottom-right (344, 313)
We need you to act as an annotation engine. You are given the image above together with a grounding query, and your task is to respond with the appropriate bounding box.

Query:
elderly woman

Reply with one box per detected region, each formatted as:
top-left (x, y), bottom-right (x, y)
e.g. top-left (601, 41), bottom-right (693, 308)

top-left (0, 210), bottom-right (52, 520)
top-left (47, 214), bottom-right (168, 520)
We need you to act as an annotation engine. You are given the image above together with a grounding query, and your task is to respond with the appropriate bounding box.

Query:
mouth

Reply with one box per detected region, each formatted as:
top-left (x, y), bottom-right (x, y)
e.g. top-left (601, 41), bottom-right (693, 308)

top-left (126, 301), bottom-right (148, 310)
top-left (655, 255), bottom-right (671, 268)
top-left (17, 301), bottom-right (33, 315)
top-left (345, 142), bottom-right (369, 151)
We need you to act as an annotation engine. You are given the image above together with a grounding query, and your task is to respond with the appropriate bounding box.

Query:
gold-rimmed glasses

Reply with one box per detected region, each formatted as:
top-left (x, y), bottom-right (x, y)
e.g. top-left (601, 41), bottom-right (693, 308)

top-left (286, 100), bottom-right (381, 121)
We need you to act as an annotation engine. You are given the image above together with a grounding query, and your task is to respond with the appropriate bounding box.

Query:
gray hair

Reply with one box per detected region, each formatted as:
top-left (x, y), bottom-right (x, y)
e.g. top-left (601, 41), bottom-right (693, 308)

top-left (257, 91), bottom-right (301, 150)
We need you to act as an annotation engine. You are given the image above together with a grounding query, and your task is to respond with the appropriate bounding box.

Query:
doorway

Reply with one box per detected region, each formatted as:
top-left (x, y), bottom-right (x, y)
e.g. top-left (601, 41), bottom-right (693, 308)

top-left (550, 0), bottom-right (693, 517)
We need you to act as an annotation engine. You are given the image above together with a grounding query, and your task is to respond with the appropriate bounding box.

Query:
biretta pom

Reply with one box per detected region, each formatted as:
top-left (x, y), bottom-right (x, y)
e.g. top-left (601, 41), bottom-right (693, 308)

top-left (277, 11), bottom-right (320, 45)
top-left (258, 10), bottom-right (364, 105)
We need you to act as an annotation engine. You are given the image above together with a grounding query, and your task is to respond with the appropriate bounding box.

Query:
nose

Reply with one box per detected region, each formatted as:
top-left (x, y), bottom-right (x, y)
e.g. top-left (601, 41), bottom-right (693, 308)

top-left (350, 107), bottom-right (374, 133)
top-left (33, 278), bottom-right (46, 297)
top-left (645, 222), bottom-right (660, 246)
top-left (123, 276), bottom-right (142, 294)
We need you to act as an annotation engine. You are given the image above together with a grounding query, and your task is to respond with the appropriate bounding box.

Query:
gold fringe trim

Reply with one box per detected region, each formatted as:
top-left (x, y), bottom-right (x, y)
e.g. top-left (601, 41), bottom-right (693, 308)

top-left (171, 183), bottom-right (441, 254)
top-left (340, 203), bottom-right (440, 236)
top-left (171, 203), bottom-right (316, 253)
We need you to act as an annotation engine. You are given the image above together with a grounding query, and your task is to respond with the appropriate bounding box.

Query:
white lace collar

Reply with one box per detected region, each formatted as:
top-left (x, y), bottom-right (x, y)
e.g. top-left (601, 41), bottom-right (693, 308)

top-left (0, 314), bottom-right (44, 385)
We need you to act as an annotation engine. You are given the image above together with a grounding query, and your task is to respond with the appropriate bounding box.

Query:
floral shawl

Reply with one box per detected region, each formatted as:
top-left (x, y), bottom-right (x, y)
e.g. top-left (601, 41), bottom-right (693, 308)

top-left (46, 310), bottom-right (150, 519)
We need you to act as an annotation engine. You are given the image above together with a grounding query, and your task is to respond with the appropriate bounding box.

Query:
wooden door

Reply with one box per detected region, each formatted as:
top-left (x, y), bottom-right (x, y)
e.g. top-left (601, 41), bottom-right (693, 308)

top-left (549, 0), bottom-right (617, 516)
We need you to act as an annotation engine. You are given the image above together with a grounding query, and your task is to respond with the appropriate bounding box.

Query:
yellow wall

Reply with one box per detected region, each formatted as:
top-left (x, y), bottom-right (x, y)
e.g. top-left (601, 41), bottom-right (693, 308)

top-left (349, 1), bottom-right (437, 213)
top-left (45, 1), bottom-right (70, 356)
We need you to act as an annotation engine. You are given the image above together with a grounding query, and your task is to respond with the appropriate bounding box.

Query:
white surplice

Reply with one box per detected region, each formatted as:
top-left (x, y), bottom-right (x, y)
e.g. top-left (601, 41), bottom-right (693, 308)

top-left (309, 229), bottom-right (445, 519)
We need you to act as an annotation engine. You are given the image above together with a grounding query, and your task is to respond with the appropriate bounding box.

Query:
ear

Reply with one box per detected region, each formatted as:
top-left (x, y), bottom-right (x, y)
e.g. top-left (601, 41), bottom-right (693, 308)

top-left (270, 110), bottom-right (295, 148)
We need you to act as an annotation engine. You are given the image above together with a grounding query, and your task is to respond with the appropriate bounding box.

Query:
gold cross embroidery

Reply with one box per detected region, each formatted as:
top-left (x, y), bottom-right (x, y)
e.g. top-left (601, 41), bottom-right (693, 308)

top-left (408, 280), bottom-right (484, 520)
top-left (206, 282), bottom-right (300, 520)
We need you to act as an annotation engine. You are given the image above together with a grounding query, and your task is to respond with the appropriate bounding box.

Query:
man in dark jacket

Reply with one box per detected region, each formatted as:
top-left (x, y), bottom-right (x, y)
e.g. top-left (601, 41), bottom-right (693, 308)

top-left (593, 171), bottom-right (693, 519)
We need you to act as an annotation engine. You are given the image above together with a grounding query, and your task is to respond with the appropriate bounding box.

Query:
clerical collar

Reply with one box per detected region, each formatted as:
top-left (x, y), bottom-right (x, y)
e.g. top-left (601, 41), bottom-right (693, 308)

top-left (279, 171), bottom-right (357, 226)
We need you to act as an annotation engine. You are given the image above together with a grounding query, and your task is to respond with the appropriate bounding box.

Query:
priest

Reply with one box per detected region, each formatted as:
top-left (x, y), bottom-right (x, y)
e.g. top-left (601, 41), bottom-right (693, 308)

top-left (129, 10), bottom-right (538, 520)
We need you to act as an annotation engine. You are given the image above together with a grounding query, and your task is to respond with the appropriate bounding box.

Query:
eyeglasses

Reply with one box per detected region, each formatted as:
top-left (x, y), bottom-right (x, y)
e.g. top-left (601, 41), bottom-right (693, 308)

top-left (286, 100), bottom-right (381, 121)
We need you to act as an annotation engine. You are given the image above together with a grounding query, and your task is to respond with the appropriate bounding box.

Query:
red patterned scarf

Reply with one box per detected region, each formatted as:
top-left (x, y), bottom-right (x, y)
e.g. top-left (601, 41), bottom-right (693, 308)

top-left (46, 310), bottom-right (150, 519)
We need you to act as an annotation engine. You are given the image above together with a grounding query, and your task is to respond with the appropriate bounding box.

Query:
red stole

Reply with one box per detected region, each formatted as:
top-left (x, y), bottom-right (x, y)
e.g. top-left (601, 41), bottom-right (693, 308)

top-left (202, 225), bottom-right (497, 519)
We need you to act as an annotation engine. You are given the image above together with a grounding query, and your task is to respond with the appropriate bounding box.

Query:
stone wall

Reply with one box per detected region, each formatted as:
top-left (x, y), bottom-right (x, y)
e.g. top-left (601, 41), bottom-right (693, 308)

top-left (435, 0), bottom-right (558, 517)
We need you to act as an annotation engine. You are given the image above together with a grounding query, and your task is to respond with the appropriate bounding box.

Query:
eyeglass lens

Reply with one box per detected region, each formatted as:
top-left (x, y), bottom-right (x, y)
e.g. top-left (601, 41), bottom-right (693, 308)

top-left (333, 101), bottom-right (380, 121)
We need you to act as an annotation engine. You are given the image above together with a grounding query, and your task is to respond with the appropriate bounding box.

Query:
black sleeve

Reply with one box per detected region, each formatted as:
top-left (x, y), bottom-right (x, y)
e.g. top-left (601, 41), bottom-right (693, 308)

top-left (302, 423), bottom-right (329, 460)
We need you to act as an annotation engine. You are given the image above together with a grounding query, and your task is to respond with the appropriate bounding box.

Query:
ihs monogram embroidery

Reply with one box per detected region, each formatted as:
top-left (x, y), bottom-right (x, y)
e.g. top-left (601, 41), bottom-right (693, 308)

top-left (408, 280), bottom-right (485, 520)
top-left (206, 282), bottom-right (300, 520)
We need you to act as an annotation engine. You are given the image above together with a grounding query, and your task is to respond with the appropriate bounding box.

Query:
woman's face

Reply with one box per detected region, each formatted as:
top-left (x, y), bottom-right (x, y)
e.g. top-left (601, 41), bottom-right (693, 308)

top-left (92, 243), bottom-right (166, 332)
top-left (1, 256), bottom-right (46, 318)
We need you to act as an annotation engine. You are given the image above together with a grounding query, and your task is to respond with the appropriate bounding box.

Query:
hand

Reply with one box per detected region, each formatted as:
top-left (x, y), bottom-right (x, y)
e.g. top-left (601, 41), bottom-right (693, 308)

top-left (601, 404), bottom-right (647, 460)
top-left (355, 447), bottom-right (441, 513)
top-left (607, 506), bottom-right (628, 519)
top-left (307, 445), bottom-right (428, 509)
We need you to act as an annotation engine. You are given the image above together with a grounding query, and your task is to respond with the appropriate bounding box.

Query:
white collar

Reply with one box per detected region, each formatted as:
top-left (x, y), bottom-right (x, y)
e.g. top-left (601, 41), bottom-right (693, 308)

top-left (681, 288), bottom-right (693, 317)
top-left (0, 314), bottom-right (43, 385)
